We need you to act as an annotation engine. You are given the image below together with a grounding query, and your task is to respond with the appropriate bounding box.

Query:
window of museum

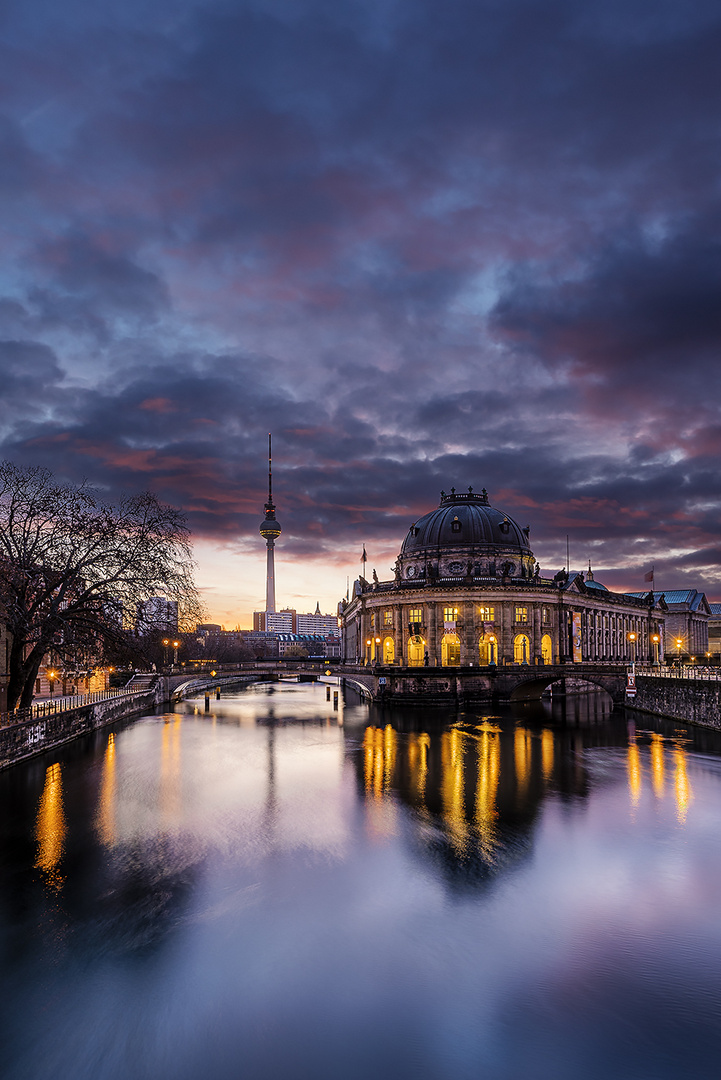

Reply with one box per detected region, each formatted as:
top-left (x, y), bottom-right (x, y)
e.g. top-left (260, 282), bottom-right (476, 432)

top-left (443, 606), bottom-right (459, 621)
top-left (451, 517), bottom-right (461, 532)
top-left (370, 613), bottom-right (376, 630)
top-left (384, 610), bottom-right (393, 626)
top-left (515, 606), bottom-right (528, 623)
top-left (479, 605), bottom-right (495, 621)
top-left (542, 607), bottom-right (550, 624)
top-left (408, 608), bottom-right (423, 625)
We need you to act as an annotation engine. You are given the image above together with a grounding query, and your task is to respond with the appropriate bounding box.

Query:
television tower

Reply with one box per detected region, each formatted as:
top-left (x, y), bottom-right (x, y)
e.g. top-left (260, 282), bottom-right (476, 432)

top-left (259, 434), bottom-right (281, 613)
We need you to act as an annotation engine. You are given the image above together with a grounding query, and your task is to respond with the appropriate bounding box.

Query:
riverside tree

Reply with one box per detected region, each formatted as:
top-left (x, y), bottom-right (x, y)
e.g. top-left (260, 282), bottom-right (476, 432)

top-left (0, 462), bottom-right (203, 711)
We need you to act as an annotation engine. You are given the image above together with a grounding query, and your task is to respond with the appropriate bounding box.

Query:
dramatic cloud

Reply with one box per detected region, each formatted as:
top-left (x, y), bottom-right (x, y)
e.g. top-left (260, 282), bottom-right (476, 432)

top-left (1, 0), bottom-right (720, 619)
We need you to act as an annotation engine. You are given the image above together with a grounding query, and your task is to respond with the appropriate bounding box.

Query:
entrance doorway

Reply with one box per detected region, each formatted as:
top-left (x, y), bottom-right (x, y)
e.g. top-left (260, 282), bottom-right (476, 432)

top-left (441, 633), bottom-right (461, 666)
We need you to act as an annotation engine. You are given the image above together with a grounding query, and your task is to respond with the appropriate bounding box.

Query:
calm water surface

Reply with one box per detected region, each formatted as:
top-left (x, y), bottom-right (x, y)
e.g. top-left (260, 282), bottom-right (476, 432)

top-left (2, 682), bottom-right (721, 1079)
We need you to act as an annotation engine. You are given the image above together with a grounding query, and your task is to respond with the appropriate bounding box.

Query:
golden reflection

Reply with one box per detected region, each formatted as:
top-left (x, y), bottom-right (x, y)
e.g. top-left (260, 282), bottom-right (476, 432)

top-left (362, 725), bottom-right (398, 798)
top-left (674, 747), bottom-right (692, 825)
top-left (97, 733), bottom-right (117, 847)
top-left (407, 732), bottom-right (430, 805)
top-left (474, 722), bottom-right (500, 860)
top-left (650, 734), bottom-right (665, 800)
top-left (541, 729), bottom-right (554, 783)
top-left (361, 725), bottom-right (399, 839)
top-left (514, 727), bottom-right (532, 797)
top-left (363, 726), bottom-right (376, 792)
top-left (35, 763), bottom-right (66, 888)
top-left (627, 739), bottom-right (642, 809)
top-left (441, 728), bottom-right (469, 855)
top-left (160, 715), bottom-right (183, 824)
top-left (383, 725), bottom-right (397, 791)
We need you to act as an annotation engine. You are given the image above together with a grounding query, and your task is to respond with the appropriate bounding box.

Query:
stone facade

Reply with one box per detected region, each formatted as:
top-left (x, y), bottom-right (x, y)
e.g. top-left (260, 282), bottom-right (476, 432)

top-left (341, 489), bottom-right (667, 668)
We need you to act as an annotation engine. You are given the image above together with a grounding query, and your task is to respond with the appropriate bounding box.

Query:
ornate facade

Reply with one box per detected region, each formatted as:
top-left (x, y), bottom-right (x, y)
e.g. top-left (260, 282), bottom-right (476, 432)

top-left (340, 488), bottom-right (667, 667)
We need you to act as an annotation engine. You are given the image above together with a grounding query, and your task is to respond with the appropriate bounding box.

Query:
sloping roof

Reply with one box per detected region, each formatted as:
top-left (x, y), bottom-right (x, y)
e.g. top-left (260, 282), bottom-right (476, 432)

top-left (626, 589), bottom-right (711, 613)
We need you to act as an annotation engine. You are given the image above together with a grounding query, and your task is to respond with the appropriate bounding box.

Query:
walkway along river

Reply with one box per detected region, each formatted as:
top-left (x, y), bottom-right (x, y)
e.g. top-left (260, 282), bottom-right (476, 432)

top-left (1, 681), bottom-right (721, 1079)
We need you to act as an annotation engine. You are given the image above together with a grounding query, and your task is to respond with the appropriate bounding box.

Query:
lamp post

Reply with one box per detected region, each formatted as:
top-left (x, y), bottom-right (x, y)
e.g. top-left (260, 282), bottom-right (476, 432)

top-left (676, 637), bottom-right (683, 666)
top-left (365, 638), bottom-right (372, 666)
top-left (162, 637), bottom-right (170, 669)
top-left (47, 669), bottom-right (57, 698)
top-left (374, 635), bottom-right (381, 665)
top-left (172, 639), bottom-right (180, 667)
top-left (489, 635), bottom-right (496, 667)
top-left (651, 633), bottom-right (659, 666)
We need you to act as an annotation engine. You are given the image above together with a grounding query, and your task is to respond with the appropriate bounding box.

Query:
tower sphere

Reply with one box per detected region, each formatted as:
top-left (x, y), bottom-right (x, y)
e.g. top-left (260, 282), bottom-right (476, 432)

top-left (260, 511), bottom-right (281, 540)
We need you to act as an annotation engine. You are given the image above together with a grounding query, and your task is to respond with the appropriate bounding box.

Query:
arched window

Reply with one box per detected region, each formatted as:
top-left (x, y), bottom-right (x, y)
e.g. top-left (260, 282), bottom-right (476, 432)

top-left (383, 637), bottom-right (395, 664)
top-left (541, 634), bottom-right (553, 664)
top-left (479, 635), bottom-right (497, 665)
top-left (513, 634), bottom-right (530, 664)
top-left (407, 636), bottom-right (425, 667)
top-left (441, 633), bottom-right (461, 666)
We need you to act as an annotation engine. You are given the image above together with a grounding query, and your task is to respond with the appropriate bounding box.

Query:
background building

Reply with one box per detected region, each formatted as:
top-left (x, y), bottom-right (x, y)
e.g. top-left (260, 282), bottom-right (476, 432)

top-left (627, 590), bottom-right (711, 661)
top-left (253, 609), bottom-right (295, 632)
top-left (709, 604), bottom-right (721, 663)
top-left (135, 596), bottom-right (179, 636)
top-left (296, 603), bottom-right (340, 636)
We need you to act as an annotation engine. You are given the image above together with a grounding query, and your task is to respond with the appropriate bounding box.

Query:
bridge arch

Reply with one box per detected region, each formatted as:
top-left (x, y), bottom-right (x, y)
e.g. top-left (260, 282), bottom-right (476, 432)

top-left (508, 671), bottom-right (623, 704)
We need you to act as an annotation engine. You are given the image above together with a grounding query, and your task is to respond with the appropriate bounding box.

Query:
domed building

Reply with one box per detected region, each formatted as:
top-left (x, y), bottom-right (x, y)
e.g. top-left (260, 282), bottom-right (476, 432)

top-left (340, 487), bottom-right (667, 668)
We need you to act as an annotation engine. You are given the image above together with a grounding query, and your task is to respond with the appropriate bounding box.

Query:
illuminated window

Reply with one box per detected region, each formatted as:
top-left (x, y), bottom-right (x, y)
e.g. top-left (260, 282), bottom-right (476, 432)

top-left (542, 607), bottom-right (550, 624)
top-left (515, 607), bottom-right (528, 623)
top-left (513, 633), bottom-right (530, 662)
top-left (370, 612), bottom-right (376, 630)
top-left (451, 517), bottom-right (461, 532)
top-left (408, 608), bottom-right (422, 625)
top-left (443, 606), bottom-right (459, 621)
top-left (384, 610), bottom-right (393, 626)
top-left (479, 606), bottom-right (495, 621)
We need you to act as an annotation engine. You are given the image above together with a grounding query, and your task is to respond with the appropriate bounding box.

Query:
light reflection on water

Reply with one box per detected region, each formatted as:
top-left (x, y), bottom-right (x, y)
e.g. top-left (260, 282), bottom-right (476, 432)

top-left (2, 681), bottom-right (721, 1079)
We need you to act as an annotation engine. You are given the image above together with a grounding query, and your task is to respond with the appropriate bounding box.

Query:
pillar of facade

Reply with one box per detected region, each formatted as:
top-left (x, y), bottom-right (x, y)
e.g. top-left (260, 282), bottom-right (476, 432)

top-left (499, 601), bottom-right (510, 665)
top-left (427, 600), bottom-right (438, 665)
top-left (532, 604), bottom-right (542, 664)
top-left (395, 603), bottom-right (404, 665)
top-left (461, 600), bottom-right (474, 665)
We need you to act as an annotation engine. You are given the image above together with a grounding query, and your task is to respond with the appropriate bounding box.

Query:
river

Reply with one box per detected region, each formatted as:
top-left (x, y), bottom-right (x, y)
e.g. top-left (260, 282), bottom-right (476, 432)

top-left (1, 681), bottom-right (721, 1079)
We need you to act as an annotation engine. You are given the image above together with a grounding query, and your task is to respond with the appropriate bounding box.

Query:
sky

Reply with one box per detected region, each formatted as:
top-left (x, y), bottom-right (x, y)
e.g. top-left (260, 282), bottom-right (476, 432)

top-left (1, 0), bottom-right (721, 627)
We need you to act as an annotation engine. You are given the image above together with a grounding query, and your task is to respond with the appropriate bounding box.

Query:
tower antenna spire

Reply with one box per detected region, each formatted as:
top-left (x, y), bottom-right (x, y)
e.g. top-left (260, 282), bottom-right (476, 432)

top-left (268, 432), bottom-right (273, 505)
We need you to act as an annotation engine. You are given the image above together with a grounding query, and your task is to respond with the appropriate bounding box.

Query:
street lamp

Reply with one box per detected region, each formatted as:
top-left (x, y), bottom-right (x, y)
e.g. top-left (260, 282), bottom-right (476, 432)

top-left (365, 638), bottom-right (372, 666)
top-left (676, 637), bottom-right (683, 665)
top-left (162, 637), bottom-right (170, 668)
top-left (172, 639), bottom-right (180, 666)
top-left (374, 635), bottom-right (381, 665)
top-left (627, 632), bottom-right (637, 684)
top-left (488, 635), bottom-right (496, 666)
top-left (47, 669), bottom-right (57, 698)
top-left (651, 633), bottom-right (659, 666)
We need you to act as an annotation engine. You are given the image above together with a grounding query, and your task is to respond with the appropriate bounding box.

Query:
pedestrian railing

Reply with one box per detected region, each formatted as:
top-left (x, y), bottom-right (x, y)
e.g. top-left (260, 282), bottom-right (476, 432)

top-left (0, 684), bottom-right (155, 730)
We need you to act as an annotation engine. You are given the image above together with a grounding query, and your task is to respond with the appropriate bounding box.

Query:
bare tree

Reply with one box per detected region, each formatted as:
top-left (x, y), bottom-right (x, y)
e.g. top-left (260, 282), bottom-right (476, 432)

top-left (0, 462), bottom-right (204, 711)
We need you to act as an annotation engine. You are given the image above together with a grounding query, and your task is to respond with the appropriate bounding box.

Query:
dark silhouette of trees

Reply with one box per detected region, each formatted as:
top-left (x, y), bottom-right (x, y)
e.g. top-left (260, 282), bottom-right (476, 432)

top-left (0, 462), bottom-right (203, 711)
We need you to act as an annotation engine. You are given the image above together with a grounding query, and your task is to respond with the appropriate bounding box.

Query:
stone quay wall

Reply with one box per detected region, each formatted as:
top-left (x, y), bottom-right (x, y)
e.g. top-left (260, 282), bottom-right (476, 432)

top-left (0, 688), bottom-right (161, 771)
top-left (633, 675), bottom-right (721, 729)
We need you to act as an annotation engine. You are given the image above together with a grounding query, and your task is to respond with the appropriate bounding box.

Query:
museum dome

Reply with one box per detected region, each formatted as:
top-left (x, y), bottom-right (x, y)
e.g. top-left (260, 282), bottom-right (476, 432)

top-left (398, 487), bottom-right (535, 581)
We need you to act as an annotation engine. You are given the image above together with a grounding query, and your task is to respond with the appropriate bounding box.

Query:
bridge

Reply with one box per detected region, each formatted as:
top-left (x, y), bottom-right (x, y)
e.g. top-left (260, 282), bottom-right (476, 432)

top-left (160, 660), bottom-right (650, 708)
top-left (330, 662), bottom-right (631, 705)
